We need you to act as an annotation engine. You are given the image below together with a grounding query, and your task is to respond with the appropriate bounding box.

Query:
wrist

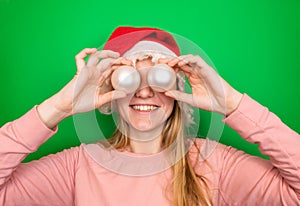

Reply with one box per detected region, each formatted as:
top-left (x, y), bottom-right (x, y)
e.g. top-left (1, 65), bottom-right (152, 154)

top-left (37, 95), bottom-right (71, 129)
top-left (225, 91), bottom-right (243, 116)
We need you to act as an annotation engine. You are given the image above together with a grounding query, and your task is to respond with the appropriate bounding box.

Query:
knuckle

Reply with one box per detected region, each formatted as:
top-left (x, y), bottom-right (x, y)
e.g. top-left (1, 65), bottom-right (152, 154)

top-left (75, 55), bottom-right (80, 60)
top-left (185, 54), bottom-right (194, 59)
top-left (194, 55), bottom-right (202, 61)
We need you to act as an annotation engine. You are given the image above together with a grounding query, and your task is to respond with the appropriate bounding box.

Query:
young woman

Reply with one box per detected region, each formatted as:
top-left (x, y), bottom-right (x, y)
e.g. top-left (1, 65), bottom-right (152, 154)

top-left (0, 26), bottom-right (299, 206)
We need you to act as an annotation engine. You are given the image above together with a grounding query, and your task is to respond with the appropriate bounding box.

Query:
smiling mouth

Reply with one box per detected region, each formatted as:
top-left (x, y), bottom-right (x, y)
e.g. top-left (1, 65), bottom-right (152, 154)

top-left (130, 105), bottom-right (159, 112)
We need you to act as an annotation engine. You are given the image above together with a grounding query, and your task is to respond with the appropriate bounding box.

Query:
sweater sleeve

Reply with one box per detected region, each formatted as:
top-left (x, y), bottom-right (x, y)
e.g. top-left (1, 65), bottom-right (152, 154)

top-left (0, 106), bottom-right (78, 206)
top-left (219, 94), bottom-right (300, 205)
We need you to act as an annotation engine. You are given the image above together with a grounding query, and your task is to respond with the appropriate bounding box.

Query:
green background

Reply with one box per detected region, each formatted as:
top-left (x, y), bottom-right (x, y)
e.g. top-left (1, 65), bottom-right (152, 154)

top-left (0, 0), bottom-right (299, 162)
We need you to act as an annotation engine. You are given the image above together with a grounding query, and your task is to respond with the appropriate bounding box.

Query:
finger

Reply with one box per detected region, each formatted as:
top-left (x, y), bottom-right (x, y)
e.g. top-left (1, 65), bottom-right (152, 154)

top-left (75, 48), bottom-right (97, 71)
top-left (157, 58), bottom-right (173, 64)
top-left (97, 58), bottom-right (130, 86)
top-left (97, 50), bottom-right (120, 59)
top-left (113, 57), bottom-right (133, 66)
top-left (172, 63), bottom-right (194, 80)
top-left (97, 56), bottom-right (132, 75)
top-left (98, 66), bottom-right (115, 86)
top-left (179, 54), bottom-right (208, 68)
top-left (96, 58), bottom-right (119, 77)
top-left (87, 50), bottom-right (120, 67)
top-left (86, 51), bottom-right (102, 67)
top-left (176, 55), bottom-right (209, 77)
top-left (178, 64), bottom-right (194, 74)
top-left (167, 57), bottom-right (183, 67)
top-left (174, 55), bottom-right (195, 68)
top-left (173, 66), bottom-right (180, 73)
top-left (97, 90), bottom-right (126, 108)
top-left (177, 58), bottom-right (190, 67)
top-left (111, 90), bottom-right (127, 100)
top-left (164, 90), bottom-right (195, 106)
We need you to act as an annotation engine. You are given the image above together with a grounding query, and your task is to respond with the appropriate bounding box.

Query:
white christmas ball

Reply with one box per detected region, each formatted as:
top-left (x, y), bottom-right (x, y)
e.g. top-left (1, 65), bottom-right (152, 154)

top-left (111, 66), bottom-right (141, 94)
top-left (147, 64), bottom-right (176, 92)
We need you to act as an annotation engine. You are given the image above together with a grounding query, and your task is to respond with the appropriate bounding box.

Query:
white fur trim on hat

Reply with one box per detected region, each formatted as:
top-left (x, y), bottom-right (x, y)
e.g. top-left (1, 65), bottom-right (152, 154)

top-left (123, 40), bottom-right (177, 57)
top-left (123, 41), bottom-right (177, 67)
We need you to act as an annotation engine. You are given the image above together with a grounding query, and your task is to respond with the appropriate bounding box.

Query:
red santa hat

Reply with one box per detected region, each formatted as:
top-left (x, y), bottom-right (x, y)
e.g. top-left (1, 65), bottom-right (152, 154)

top-left (103, 26), bottom-right (180, 58)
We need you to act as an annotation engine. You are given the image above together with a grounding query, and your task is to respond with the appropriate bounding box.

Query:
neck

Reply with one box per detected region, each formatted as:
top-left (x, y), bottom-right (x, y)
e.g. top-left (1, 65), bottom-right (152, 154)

top-left (128, 124), bottom-right (164, 154)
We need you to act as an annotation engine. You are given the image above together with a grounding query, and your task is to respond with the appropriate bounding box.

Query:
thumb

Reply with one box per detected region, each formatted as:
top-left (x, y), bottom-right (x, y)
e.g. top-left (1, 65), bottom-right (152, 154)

top-left (97, 90), bottom-right (127, 107)
top-left (111, 90), bottom-right (127, 100)
top-left (165, 90), bottom-right (194, 106)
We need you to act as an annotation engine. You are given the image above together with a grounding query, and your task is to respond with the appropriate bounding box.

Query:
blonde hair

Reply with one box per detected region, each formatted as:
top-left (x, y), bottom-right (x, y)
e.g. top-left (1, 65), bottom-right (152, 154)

top-left (106, 102), bottom-right (212, 206)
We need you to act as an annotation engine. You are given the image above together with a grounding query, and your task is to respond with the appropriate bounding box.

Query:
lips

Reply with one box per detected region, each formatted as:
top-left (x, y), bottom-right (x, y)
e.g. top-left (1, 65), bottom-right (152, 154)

top-left (130, 104), bottom-right (159, 112)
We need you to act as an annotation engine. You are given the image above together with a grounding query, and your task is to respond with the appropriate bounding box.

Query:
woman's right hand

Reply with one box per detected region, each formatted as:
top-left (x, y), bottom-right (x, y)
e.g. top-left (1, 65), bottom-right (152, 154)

top-left (37, 48), bottom-right (129, 129)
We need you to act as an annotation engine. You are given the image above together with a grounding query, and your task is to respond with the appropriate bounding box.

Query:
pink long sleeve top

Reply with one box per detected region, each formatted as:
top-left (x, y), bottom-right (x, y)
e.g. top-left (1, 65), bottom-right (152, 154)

top-left (0, 94), bottom-right (299, 206)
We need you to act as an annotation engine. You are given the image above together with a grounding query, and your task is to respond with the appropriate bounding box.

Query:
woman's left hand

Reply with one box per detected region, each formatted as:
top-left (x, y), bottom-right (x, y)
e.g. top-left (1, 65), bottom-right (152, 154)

top-left (159, 55), bottom-right (243, 116)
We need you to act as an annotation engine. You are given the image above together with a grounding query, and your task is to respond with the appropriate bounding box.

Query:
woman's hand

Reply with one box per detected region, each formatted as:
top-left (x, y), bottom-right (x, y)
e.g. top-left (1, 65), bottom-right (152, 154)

top-left (159, 55), bottom-right (243, 116)
top-left (38, 48), bottom-right (130, 129)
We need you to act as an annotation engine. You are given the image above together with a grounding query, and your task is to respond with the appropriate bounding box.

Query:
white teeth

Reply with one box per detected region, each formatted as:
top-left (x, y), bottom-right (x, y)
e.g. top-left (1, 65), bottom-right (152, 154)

top-left (132, 105), bottom-right (158, 112)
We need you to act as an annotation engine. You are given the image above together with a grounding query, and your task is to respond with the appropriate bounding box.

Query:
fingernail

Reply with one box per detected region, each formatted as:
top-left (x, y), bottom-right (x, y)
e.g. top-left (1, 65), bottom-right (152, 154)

top-left (165, 91), bottom-right (172, 97)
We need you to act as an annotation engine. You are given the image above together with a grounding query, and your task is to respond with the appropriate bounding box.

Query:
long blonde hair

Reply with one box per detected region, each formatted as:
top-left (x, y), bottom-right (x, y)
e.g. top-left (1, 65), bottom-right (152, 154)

top-left (106, 102), bottom-right (212, 206)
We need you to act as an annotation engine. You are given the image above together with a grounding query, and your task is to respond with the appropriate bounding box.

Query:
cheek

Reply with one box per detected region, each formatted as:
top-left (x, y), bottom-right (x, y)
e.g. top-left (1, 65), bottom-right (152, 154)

top-left (161, 95), bottom-right (175, 116)
top-left (115, 96), bottom-right (131, 119)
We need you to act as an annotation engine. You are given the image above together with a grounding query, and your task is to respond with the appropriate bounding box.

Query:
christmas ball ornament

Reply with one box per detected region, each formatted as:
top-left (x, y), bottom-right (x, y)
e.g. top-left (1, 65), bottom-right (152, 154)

top-left (111, 66), bottom-right (141, 94)
top-left (147, 64), bottom-right (176, 92)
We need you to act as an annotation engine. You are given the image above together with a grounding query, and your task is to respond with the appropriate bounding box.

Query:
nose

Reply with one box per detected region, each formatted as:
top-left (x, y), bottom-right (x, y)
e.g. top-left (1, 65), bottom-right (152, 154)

top-left (134, 67), bottom-right (154, 98)
top-left (135, 86), bottom-right (154, 98)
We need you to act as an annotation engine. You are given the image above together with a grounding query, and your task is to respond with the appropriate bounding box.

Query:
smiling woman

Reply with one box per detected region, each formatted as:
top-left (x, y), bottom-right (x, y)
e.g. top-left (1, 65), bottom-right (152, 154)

top-left (0, 26), bottom-right (300, 206)
top-left (117, 59), bottom-right (175, 133)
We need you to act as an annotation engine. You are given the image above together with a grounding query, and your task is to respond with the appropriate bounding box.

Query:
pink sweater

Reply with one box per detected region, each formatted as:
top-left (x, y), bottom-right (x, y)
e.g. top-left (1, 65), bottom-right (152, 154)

top-left (0, 94), bottom-right (299, 206)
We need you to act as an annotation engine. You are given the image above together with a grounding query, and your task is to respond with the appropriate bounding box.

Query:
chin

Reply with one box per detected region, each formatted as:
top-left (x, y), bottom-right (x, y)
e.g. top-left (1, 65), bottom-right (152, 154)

top-left (130, 119), bottom-right (158, 132)
top-left (127, 120), bottom-right (165, 142)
